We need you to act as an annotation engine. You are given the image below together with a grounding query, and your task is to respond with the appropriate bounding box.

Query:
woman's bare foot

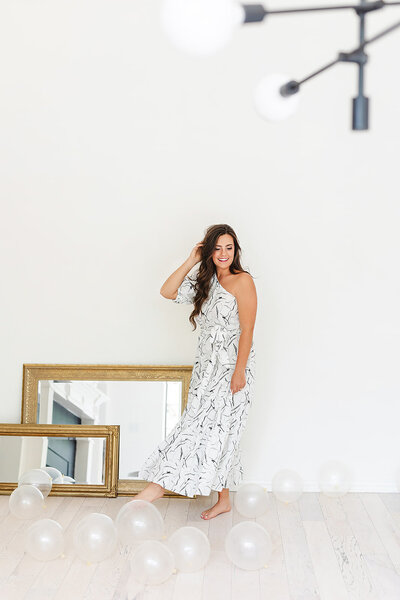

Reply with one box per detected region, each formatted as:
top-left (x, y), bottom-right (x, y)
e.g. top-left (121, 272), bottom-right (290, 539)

top-left (201, 498), bottom-right (231, 520)
top-left (134, 482), bottom-right (165, 503)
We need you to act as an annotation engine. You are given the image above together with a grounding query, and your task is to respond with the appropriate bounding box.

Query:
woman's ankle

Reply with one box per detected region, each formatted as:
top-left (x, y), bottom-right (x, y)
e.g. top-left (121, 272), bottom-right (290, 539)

top-left (217, 491), bottom-right (230, 503)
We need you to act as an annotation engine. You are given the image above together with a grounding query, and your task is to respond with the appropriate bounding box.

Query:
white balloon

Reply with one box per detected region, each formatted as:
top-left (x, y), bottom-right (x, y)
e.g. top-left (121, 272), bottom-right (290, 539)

top-left (272, 469), bottom-right (303, 503)
top-left (9, 484), bottom-right (44, 520)
top-left (130, 540), bottom-right (175, 585)
top-left (19, 468), bottom-right (52, 498)
top-left (254, 73), bottom-right (300, 121)
top-left (161, 0), bottom-right (244, 57)
top-left (73, 513), bottom-right (118, 563)
top-left (39, 467), bottom-right (62, 481)
top-left (25, 519), bottom-right (64, 561)
top-left (167, 526), bottom-right (210, 572)
top-left (53, 475), bottom-right (76, 484)
top-left (225, 521), bottom-right (273, 570)
top-left (116, 500), bottom-right (164, 545)
top-left (318, 460), bottom-right (352, 498)
top-left (235, 483), bottom-right (269, 518)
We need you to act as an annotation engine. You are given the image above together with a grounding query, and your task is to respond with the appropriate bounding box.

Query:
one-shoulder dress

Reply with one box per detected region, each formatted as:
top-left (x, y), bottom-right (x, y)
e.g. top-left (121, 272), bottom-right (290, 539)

top-left (138, 270), bottom-right (256, 498)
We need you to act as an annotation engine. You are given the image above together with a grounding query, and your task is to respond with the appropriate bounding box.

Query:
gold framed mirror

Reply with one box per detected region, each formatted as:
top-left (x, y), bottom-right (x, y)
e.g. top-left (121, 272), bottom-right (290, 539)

top-left (21, 364), bottom-right (194, 497)
top-left (0, 423), bottom-right (119, 497)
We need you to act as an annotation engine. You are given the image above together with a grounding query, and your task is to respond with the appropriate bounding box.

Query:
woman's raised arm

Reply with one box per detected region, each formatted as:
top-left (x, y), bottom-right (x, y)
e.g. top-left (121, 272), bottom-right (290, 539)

top-left (160, 242), bottom-right (203, 299)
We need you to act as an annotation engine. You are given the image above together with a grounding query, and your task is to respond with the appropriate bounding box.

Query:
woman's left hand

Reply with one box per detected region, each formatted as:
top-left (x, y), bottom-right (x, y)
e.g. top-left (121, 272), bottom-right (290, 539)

top-left (230, 369), bottom-right (246, 394)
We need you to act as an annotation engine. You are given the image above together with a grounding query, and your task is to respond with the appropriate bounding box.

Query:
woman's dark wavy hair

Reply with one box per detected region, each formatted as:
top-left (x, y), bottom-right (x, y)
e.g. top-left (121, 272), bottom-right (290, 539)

top-left (188, 224), bottom-right (252, 331)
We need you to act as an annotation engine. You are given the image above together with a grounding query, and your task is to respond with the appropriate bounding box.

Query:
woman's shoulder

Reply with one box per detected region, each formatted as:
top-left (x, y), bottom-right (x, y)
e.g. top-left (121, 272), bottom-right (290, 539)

top-left (233, 271), bottom-right (254, 284)
top-left (235, 271), bottom-right (253, 280)
top-left (224, 271), bottom-right (254, 298)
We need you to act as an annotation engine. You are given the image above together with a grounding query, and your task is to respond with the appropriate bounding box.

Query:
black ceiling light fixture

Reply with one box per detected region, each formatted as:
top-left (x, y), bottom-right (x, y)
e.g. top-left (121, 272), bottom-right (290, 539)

top-left (160, 0), bottom-right (400, 130)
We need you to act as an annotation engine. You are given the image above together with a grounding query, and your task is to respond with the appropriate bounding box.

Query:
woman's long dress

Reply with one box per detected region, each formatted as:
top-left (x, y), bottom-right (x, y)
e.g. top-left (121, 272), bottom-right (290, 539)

top-left (138, 270), bottom-right (256, 498)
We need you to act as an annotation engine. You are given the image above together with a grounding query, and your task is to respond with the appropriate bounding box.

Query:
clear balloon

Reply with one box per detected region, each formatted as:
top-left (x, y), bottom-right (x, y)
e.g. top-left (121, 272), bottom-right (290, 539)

top-left (39, 467), bottom-right (62, 481)
top-left (225, 521), bottom-right (273, 570)
top-left (25, 519), bottom-right (64, 561)
top-left (235, 483), bottom-right (269, 518)
top-left (19, 468), bottom-right (52, 498)
top-left (53, 475), bottom-right (76, 484)
top-left (9, 484), bottom-right (44, 519)
top-left (272, 469), bottom-right (303, 503)
top-left (115, 500), bottom-right (164, 546)
top-left (318, 460), bottom-right (352, 498)
top-left (73, 512), bottom-right (118, 563)
top-left (167, 526), bottom-right (210, 572)
top-left (130, 540), bottom-right (175, 585)
top-left (161, 0), bottom-right (245, 57)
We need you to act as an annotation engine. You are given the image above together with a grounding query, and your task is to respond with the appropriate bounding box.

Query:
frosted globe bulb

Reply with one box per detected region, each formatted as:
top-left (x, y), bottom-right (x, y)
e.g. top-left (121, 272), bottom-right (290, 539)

top-left (253, 73), bottom-right (300, 121)
top-left (161, 0), bottom-right (245, 57)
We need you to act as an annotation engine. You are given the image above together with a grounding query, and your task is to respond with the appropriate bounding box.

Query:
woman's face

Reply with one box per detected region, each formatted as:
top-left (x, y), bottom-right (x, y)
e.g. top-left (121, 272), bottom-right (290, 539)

top-left (212, 234), bottom-right (235, 270)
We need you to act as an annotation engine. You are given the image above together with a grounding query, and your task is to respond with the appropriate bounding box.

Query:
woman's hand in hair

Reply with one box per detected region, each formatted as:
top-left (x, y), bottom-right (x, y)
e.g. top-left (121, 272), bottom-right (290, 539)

top-left (188, 242), bottom-right (204, 265)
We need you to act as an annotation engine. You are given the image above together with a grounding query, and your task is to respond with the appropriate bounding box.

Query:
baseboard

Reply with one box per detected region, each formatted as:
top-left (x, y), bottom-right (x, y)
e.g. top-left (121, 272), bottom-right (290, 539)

top-left (244, 480), bottom-right (400, 494)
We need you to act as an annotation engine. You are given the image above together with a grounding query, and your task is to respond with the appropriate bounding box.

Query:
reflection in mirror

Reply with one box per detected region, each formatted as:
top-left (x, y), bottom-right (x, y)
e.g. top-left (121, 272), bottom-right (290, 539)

top-left (37, 380), bottom-right (182, 480)
top-left (0, 435), bottom-right (106, 484)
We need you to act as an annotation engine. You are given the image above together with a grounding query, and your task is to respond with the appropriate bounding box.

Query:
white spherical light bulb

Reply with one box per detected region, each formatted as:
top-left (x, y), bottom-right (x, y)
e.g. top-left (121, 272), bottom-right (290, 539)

top-left (161, 0), bottom-right (245, 57)
top-left (253, 73), bottom-right (300, 121)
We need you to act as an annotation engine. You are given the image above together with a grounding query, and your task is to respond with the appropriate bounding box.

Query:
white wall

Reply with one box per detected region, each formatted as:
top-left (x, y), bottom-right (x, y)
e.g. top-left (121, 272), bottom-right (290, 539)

top-left (1, 0), bottom-right (399, 492)
top-left (0, 437), bottom-right (23, 481)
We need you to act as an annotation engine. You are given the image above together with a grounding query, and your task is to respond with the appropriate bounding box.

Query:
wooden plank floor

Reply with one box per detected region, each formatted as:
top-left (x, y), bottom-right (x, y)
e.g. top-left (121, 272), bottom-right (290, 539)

top-left (0, 492), bottom-right (400, 600)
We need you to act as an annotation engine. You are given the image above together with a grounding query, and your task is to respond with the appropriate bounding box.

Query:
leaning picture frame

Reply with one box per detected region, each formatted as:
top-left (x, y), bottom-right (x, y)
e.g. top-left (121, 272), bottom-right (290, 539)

top-left (20, 363), bottom-right (194, 497)
top-left (0, 423), bottom-right (120, 497)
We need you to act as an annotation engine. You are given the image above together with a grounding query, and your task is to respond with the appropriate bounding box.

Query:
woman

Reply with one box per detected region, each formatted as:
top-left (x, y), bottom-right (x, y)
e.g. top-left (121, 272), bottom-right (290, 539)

top-left (137, 224), bottom-right (257, 520)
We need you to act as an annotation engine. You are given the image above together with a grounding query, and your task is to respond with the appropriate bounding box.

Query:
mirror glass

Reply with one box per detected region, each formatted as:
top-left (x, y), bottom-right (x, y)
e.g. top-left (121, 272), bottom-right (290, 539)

top-left (36, 380), bottom-right (183, 480)
top-left (0, 435), bottom-right (106, 484)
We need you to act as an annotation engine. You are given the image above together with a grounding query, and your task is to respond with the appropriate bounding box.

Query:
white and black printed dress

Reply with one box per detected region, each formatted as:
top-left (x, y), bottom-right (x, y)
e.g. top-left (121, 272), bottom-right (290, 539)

top-left (139, 271), bottom-right (256, 498)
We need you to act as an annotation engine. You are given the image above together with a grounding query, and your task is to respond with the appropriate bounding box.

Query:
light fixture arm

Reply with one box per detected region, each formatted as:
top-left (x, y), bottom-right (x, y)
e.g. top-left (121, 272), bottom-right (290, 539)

top-left (242, 0), bottom-right (400, 22)
top-left (242, 0), bottom-right (400, 129)
top-left (354, 0), bottom-right (368, 128)
top-left (278, 19), bottom-right (399, 90)
top-left (278, 18), bottom-right (400, 128)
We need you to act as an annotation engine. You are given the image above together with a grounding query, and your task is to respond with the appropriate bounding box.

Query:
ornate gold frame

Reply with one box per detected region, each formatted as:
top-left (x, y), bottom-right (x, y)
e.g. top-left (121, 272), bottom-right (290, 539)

top-left (21, 364), bottom-right (194, 497)
top-left (0, 423), bottom-right (119, 497)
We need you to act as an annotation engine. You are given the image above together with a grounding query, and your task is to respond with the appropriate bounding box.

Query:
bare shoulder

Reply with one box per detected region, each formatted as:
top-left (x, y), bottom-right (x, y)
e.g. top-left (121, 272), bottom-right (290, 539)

top-left (234, 272), bottom-right (256, 294)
